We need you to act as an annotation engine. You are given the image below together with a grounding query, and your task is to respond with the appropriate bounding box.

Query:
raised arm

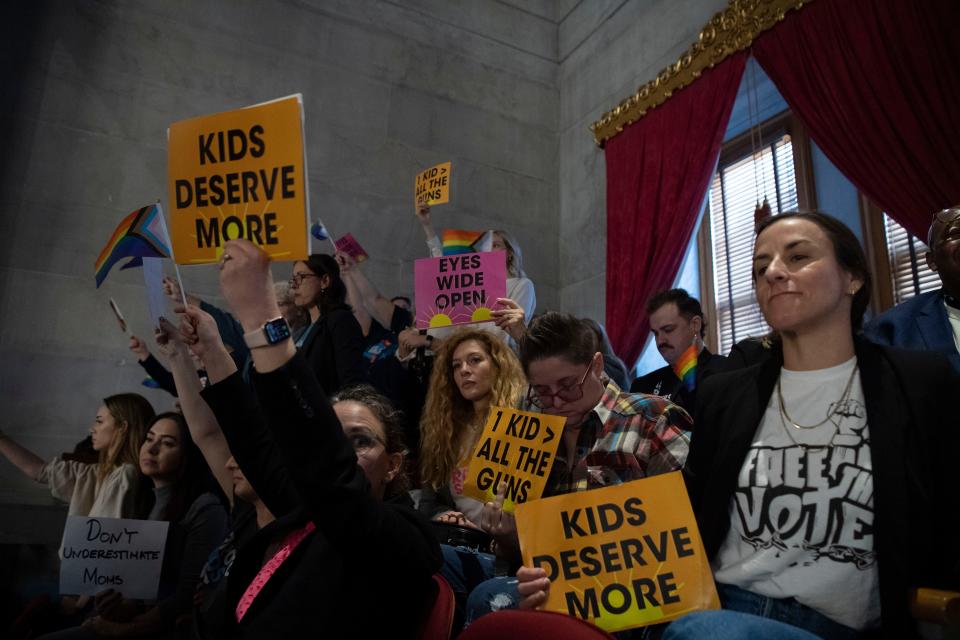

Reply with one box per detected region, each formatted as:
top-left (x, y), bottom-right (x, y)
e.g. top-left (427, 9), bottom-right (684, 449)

top-left (155, 317), bottom-right (233, 503)
top-left (0, 429), bottom-right (45, 480)
top-left (415, 203), bottom-right (443, 257)
top-left (336, 252), bottom-right (373, 336)
top-left (338, 251), bottom-right (398, 330)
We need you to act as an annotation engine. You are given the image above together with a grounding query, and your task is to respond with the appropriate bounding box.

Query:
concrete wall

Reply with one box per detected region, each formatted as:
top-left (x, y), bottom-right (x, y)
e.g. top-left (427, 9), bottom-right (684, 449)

top-left (0, 0), bottom-right (560, 497)
top-left (556, 0), bottom-right (730, 322)
top-left (0, 0), bottom-right (736, 502)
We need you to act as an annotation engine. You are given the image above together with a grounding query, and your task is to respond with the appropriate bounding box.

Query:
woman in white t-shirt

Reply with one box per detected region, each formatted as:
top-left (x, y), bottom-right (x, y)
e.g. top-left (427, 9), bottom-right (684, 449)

top-left (0, 393), bottom-right (154, 518)
top-left (657, 212), bottom-right (959, 639)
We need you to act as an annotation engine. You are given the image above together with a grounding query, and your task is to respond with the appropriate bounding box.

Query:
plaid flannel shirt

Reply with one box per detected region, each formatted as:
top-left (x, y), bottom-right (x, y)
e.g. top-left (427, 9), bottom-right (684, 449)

top-left (544, 379), bottom-right (691, 496)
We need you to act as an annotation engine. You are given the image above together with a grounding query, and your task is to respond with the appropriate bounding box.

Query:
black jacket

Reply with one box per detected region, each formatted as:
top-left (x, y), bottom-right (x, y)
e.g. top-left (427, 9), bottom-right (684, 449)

top-left (631, 348), bottom-right (725, 420)
top-left (299, 305), bottom-right (367, 395)
top-left (200, 352), bottom-right (441, 638)
top-left (685, 337), bottom-right (959, 635)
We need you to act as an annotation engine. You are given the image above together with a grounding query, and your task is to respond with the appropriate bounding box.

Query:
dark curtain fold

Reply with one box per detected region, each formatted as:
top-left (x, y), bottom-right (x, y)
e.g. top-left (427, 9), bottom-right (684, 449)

top-left (604, 53), bottom-right (746, 366)
top-left (753, 0), bottom-right (960, 240)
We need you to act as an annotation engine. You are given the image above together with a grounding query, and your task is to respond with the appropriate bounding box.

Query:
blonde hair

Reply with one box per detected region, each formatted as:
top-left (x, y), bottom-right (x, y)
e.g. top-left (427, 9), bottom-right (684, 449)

top-left (98, 394), bottom-right (154, 482)
top-left (419, 329), bottom-right (526, 490)
top-left (493, 230), bottom-right (526, 279)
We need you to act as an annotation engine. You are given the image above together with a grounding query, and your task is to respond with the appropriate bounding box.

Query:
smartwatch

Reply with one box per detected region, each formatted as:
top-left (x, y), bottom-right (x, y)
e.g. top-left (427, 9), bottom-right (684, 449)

top-left (243, 317), bottom-right (292, 349)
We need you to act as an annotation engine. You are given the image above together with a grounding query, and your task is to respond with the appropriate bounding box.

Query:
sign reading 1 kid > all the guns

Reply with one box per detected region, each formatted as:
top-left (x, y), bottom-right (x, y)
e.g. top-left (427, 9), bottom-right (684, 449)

top-left (168, 95), bottom-right (309, 264)
top-left (461, 406), bottom-right (565, 512)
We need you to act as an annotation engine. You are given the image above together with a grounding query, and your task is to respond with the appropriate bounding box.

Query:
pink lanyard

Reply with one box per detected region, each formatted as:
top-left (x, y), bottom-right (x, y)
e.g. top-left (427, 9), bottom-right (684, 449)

top-left (235, 521), bottom-right (316, 622)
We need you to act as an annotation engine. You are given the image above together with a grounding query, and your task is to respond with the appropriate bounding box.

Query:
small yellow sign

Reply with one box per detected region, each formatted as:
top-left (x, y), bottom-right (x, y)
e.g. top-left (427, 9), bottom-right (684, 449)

top-left (415, 161), bottom-right (451, 206)
top-left (515, 472), bottom-right (719, 633)
top-left (461, 406), bottom-right (565, 512)
top-left (167, 95), bottom-right (309, 264)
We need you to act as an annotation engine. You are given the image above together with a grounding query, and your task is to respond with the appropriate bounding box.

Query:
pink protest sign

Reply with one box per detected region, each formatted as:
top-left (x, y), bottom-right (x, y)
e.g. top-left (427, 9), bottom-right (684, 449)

top-left (334, 233), bottom-right (368, 263)
top-left (414, 251), bottom-right (507, 329)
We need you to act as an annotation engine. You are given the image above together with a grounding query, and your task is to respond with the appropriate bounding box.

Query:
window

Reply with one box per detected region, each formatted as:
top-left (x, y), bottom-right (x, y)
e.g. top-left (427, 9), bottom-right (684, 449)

top-left (707, 132), bottom-right (799, 354)
top-left (881, 214), bottom-right (940, 304)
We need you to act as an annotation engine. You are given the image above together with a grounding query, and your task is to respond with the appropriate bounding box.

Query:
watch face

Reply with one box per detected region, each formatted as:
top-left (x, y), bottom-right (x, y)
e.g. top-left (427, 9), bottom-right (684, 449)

top-left (264, 318), bottom-right (292, 343)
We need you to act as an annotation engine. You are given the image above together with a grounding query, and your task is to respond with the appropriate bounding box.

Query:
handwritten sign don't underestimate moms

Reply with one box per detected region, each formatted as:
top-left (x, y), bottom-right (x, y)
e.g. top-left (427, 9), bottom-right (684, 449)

top-left (414, 250), bottom-right (506, 329)
top-left (60, 516), bottom-right (169, 599)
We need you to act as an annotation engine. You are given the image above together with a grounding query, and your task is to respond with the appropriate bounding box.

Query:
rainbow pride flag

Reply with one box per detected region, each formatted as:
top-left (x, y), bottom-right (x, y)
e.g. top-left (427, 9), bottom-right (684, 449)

top-left (441, 229), bottom-right (485, 256)
top-left (95, 204), bottom-right (171, 287)
top-left (672, 343), bottom-right (698, 392)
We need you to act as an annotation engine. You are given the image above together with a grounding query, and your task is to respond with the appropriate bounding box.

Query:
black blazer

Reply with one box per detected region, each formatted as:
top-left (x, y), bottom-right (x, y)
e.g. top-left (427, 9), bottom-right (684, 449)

top-left (299, 305), bottom-right (367, 395)
top-left (631, 348), bottom-right (726, 420)
top-left (685, 337), bottom-right (959, 635)
top-left (201, 353), bottom-right (441, 638)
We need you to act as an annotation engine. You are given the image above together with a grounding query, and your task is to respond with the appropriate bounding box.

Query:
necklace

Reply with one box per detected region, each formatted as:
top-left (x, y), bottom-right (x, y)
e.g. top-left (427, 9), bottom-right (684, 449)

top-left (777, 362), bottom-right (858, 430)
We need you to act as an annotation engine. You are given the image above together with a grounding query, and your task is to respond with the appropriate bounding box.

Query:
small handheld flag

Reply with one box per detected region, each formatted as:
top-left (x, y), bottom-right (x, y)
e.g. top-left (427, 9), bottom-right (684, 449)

top-left (441, 229), bottom-right (488, 256)
top-left (95, 204), bottom-right (171, 287)
top-left (108, 298), bottom-right (128, 334)
top-left (672, 343), bottom-right (698, 392)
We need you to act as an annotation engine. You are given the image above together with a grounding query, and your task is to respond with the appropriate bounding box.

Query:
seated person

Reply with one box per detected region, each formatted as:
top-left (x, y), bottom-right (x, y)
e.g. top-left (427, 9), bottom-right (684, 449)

top-left (467, 312), bottom-right (691, 624)
top-left (631, 288), bottom-right (725, 418)
top-left (0, 394), bottom-right (153, 518)
top-left (43, 413), bottom-right (229, 638)
top-left (181, 239), bottom-right (441, 637)
top-left (864, 205), bottom-right (960, 373)
top-left (522, 213), bottom-right (959, 639)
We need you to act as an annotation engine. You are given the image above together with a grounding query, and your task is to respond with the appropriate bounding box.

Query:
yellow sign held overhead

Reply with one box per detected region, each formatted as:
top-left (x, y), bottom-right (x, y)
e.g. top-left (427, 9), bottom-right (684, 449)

top-left (415, 161), bottom-right (451, 206)
top-left (515, 472), bottom-right (719, 633)
top-left (167, 95), bottom-right (309, 264)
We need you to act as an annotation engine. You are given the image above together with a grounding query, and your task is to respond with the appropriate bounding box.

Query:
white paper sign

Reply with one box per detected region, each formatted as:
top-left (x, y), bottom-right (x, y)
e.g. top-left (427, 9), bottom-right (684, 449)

top-left (60, 516), bottom-right (169, 599)
top-left (143, 257), bottom-right (168, 330)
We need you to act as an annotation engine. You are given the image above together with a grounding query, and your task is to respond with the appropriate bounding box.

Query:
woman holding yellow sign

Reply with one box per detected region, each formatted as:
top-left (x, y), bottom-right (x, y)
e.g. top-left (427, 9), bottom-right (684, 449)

top-left (418, 328), bottom-right (527, 630)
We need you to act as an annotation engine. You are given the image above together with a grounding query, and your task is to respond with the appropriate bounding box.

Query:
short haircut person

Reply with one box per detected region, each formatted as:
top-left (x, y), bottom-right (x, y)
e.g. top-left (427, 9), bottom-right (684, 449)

top-left (519, 312), bottom-right (598, 371)
top-left (331, 384), bottom-right (411, 497)
top-left (645, 288), bottom-right (706, 338)
top-left (754, 211), bottom-right (872, 332)
top-left (390, 296), bottom-right (412, 307)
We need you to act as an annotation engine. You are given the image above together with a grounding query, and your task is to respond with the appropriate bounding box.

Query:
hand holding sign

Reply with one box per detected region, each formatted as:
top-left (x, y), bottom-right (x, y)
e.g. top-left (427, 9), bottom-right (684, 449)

top-left (492, 297), bottom-right (526, 343)
top-left (517, 566), bottom-right (550, 610)
top-left (218, 239), bottom-right (279, 331)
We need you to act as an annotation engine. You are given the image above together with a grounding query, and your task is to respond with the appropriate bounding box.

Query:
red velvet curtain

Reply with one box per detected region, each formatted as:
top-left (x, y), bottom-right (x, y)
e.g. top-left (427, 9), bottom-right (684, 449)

top-left (753, 0), bottom-right (960, 240)
top-left (605, 53), bottom-right (746, 366)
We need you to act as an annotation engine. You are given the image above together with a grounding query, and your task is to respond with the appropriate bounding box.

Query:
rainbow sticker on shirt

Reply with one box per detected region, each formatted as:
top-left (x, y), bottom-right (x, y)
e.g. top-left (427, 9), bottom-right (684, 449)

top-left (672, 344), bottom-right (697, 392)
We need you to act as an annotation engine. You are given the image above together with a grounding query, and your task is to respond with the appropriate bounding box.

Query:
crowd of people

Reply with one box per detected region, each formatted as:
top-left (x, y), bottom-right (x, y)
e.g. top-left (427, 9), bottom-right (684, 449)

top-left (1, 205), bottom-right (958, 639)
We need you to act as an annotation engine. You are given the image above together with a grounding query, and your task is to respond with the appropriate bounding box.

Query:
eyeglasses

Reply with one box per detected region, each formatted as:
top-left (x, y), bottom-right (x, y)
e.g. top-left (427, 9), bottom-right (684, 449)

top-left (347, 431), bottom-right (385, 457)
top-left (526, 357), bottom-right (596, 409)
top-left (289, 273), bottom-right (319, 287)
top-left (933, 207), bottom-right (960, 224)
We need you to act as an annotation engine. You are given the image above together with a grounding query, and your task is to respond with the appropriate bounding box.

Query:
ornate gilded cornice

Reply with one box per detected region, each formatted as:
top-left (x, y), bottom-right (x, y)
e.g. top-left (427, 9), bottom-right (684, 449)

top-left (590, 0), bottom-right (811, 148)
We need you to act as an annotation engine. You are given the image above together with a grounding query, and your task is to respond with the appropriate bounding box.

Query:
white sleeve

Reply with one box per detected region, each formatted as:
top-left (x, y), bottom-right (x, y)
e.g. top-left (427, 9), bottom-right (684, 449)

top-left (508, 277), bottom-right (537, 319)
top-left (426, 235), bottom-right (443, 258)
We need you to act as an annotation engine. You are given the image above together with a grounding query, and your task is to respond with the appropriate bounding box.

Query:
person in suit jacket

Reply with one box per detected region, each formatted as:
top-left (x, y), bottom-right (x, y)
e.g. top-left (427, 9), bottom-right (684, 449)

top-left (631, 288), bottom-right (725, 420)
top-left (288, 253), bottom-right (367, 394)
top-left (864, 206), bottom-right (960, 373)
top-left (670, 212), bottom-right (959, 639)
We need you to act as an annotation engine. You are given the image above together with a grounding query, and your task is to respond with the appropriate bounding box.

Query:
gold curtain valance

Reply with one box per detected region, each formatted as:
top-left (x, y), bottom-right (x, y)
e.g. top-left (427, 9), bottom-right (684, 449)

top-left (590, 0), bottom-right (810, 148)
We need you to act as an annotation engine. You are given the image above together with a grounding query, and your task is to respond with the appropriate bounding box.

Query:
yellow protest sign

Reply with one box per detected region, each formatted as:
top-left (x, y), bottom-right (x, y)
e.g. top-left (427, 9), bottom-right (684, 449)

top-left (415, 161), bottom-right (451, 206)
top-left (515, 472), bottom-right (719, 633)
top-left (461, 406), bottom-right (565, 512)
top-left (167, 95), bottom-right (309, 264)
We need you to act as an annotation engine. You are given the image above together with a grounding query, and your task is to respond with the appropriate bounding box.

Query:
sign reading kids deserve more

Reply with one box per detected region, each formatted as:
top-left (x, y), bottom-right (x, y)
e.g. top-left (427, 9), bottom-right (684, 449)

top-left (515, 472), bottom-right (719, 633)
top-left (60, 516), bottom-right (169, 600)
top-left (461, 406), bottom-right (564, 512)
top-left (415, 161), bottom-right (451, 206)
top-left (414, 250), bottom-right (506, 329)
top-left (168, 95), bottom-right (309, 264)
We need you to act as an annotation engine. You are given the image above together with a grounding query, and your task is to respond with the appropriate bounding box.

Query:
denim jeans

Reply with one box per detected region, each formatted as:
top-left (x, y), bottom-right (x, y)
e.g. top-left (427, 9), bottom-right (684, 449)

top-left (464, 576), bottom-right (521, 628)
top-left (438, 544), bottom-right (500, 634)
top-left (663, 583), bottom-right (860, 640)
